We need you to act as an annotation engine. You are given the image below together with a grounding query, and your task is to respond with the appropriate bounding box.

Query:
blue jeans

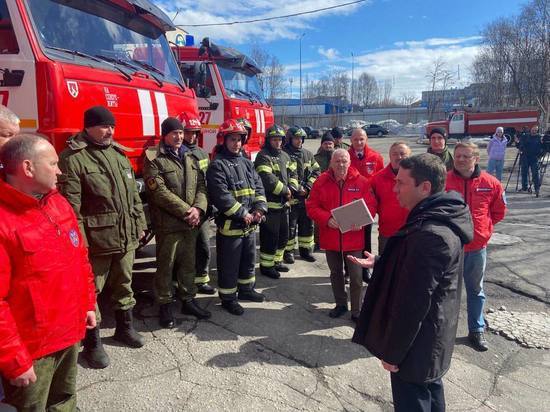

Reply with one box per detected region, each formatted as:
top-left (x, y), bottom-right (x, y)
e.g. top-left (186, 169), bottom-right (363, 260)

top-left (463, 248), bottom-right (487, 332)
top-left (487, 158), bottom-right (504, 181)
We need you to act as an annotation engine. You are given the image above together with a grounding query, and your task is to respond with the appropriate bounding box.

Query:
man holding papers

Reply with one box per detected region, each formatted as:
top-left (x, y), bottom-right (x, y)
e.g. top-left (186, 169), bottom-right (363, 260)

top-left (306, 149), bottom-right (375, 322)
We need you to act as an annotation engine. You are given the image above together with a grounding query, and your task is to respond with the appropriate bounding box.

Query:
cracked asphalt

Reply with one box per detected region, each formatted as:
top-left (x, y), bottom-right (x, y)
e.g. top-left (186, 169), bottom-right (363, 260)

top-left (76, 137), bottom-right (550, 411)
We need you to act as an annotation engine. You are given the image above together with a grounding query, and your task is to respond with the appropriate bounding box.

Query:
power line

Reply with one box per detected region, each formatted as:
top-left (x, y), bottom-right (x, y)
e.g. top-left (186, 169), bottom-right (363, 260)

top-left (175, 0), bottom-right (368, 28)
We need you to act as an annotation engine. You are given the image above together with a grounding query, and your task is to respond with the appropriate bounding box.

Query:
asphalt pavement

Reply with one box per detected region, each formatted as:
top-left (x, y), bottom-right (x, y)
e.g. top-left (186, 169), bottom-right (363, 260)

top-left (76, 136), bottom-right (550, 411)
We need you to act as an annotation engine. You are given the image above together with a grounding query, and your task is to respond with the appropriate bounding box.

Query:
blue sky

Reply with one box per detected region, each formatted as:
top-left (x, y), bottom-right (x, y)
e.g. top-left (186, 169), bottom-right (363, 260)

top-left (157, 0), bottom-right (524, 99)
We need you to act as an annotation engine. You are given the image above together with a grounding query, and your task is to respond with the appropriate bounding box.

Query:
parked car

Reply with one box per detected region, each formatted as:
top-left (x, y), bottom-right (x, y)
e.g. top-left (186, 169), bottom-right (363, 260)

top-left (364, 124), bottom-right (390, 137)
top-left (344, 124), bottom-right (390, 137)
top-left (300, 126), bottom-right (320, 139)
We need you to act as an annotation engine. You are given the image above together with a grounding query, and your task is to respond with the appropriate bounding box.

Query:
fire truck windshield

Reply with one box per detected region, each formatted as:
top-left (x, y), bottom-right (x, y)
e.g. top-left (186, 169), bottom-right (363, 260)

top-left (218, 66), bottom-right (266, 103)
top-left (26, 0), bottom-right (182, 85)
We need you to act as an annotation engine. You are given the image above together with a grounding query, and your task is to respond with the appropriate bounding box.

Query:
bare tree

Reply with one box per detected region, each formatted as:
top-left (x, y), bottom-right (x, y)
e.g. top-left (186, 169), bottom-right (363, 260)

top-left (356, 72), bottom-right (378, 108)
top-left (472, 0), bottom-right (549, 125)
top-left (250, 44), bottom-right (286, 101)
top-left (425, 57), bottom-right (454, 120)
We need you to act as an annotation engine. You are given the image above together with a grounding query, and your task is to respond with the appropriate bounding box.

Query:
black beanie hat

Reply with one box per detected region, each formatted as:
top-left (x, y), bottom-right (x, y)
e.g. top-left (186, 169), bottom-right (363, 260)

top-left (331, 127), bottom-right (343, 139)
top-left (429, 127), bottom-right (447, 140)
top-left (161, 117), bottom-right (184, 137)
top-left (84, 106), bottom-right (115, 128)
top-left (321, 131), bottom-right (335, 143)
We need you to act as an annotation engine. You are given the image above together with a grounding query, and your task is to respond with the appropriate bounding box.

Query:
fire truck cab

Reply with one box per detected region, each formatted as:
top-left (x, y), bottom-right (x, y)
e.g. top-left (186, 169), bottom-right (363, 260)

top-left (0, 0), bottom-right (198, 175)
top-left (174, 37), bottom-right (274, 158)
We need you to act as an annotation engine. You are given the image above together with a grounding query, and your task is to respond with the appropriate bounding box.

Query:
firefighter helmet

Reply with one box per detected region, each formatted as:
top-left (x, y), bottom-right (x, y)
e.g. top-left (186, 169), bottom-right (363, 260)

top-left (179, 112), bottom-right (202, 131)
top-left (216, 119), bottom-right (248, 146)
top-left (236, 117), bottom-right (253, 144)
top-left (286, 126), bottom-right (307, 143)
top-left (265, 124), bottom-right (285, 140)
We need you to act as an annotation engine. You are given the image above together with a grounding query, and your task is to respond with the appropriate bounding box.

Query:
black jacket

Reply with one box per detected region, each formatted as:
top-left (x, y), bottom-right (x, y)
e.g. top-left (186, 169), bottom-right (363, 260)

top-left (519, 133), bottom-right (542, 159)
top-left (206, 147), bottom-right (267, 237)
top-left (352, 191), bottom-right (473, 383)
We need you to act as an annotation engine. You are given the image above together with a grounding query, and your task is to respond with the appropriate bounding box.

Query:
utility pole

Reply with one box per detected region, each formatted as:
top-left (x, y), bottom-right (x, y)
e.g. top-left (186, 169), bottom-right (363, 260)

top-left (299, 33), bottom-right (305, 115)
top-left (351, 52), bottom-right (354, 113)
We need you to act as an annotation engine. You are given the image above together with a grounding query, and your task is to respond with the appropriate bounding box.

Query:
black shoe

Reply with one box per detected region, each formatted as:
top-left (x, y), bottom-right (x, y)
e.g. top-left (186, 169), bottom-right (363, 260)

top-left (238, 289), bottom-right (265, 302)
top-left (468, 331), bottom-right (489, 352)
top-left (221, 300), bottom-right (244, 316)
top-left (536, 191), bottom-right (540, 198)
top-left (197, 283), bottom-right (217, 295)
top-left (113, 310), bottom-right (145, 348)
top-left (260, 266), bottom-right (281, 279)
top-left (181, 299), bottom-right (211, 319)
top-left (329, 305), bottom-right (348, 318)
top-left (159, 303), bottom-right (175, 329)
top-left (283, 251), bottom-right (295, 264)
top-left (351, 314), bottom-right (359, 323)
top-left (274, 263), bottom-right (289, 272)
top-left (82, 327), bottom-right (110, 369)
top-left (299, 248), bottom-right (316, 262)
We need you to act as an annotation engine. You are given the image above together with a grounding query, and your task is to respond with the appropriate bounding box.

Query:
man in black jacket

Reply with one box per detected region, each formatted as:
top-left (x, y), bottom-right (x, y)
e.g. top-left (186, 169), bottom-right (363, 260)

top-left (350, 153), bottom-right (473, 412)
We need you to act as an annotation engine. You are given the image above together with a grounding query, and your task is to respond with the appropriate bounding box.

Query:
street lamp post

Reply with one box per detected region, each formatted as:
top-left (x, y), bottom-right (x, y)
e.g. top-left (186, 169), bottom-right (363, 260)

top-left (299, 33), bottom-right (305, 115)
top-left (351, 52), bottom-right (354, 113)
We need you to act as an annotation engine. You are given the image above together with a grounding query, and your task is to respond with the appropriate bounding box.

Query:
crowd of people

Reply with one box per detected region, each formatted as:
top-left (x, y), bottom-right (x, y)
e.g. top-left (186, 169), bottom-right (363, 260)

top-left (0, 102), bottom-right (525, 411)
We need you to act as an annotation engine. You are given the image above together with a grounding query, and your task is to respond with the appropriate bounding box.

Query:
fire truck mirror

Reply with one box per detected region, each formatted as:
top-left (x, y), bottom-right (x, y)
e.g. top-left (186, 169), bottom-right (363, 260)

top-left (0, 69), bottom-right (24, 87)
top-left (196, 85), bottom-right (211, 99)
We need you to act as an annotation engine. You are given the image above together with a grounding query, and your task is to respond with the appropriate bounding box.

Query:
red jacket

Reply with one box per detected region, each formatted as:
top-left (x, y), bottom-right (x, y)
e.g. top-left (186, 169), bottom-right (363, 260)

top-left (349, 146), bottom-right (384, 180)
top-left (369, 165), bottom-right (409, 237)
top-left (0, 180), bottom-right (95, 380)
top-left (446, 166), bottom-right (506, 252)
top-left (306, 167), bottom-right (376, 252)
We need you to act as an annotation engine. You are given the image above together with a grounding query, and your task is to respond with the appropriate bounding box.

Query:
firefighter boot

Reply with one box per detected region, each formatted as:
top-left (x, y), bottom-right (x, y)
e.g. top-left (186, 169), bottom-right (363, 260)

top-left (113, 309), bottom-right (145, 348)
top-left (181, 299), bottom-right (212, 319)
top-left (82, 327), bottom-right (110, 369)
top-left (299, 247), bottom-right (316, 262)
top-left (221, 300), bottom-right (245, 316)
top-left (274, 263), bottom-right (290, 272)
top-left (238, 289), bottom-right (266, 302)
top-left (159, 303), bottom-right (175, 329)
top-left (260, 266), bottom-right (281, 279)
top-left (283, 251), bottom-right (295, 264)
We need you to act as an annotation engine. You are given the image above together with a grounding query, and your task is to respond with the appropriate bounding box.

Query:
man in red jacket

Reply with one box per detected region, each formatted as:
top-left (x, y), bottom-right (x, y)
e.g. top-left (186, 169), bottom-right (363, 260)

top-left (369, 141), bottom-right (411, 254)
top-left (446, 142), bottom-right (506, 352)
top-left (306, 149), bottom-right (376, 321)
top-left (0, 135), bottom-right (96, 410)
top-left (348, 128), bottom-right (384, 276)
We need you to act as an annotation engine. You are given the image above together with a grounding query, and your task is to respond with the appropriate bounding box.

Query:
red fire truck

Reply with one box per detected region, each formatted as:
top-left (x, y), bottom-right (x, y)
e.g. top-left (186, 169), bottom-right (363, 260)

top-left (0, 0), bottom-right (198, 175)
top-left (425, 109), bottom-right (540, 140)
top-left (174, 37), bottom-right (274, 158)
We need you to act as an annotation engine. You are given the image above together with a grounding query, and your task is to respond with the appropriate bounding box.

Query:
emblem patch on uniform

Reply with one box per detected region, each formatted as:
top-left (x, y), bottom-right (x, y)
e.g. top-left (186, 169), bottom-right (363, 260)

top-left (146, 176), bottom-right (158, 191)
top-left (476, 187), bottom-right (492, 192)
top-left (69, 229), bottom-right (80, 247)
top-left (348, 187), bottom-right (360, 192)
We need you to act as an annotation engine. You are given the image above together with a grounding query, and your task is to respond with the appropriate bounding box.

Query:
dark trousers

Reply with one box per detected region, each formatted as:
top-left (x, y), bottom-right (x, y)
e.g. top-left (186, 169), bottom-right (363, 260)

top-left (363, 224), bottom-right (372, 254)
top-left (216, 233), bottom-right (256, 301)
top-left (259, 208), bottom-right (289, 267)
top-left (2, 344), bottom-right (79, 412)
top-left (391, 373), bottom-right (445, 412)
top-left (325, 250), bottom-right (363, 316)
top-left (378, 235), bottom-right (389, 255)
top-left (194, 221), bottom-right (211, 285)
top-left (521, 156), bottom-right (540, 191)
top-left (286, 204), bottom-right (314, 253)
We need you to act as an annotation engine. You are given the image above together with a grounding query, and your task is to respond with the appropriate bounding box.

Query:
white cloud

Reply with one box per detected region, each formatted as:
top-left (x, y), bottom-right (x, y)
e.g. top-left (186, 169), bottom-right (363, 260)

top-left (318, 47), bottom-right (340, 60)
top-left (155, 0), bottom-right (368, 44)
top-left (287, 36), bottom-right (482, 98)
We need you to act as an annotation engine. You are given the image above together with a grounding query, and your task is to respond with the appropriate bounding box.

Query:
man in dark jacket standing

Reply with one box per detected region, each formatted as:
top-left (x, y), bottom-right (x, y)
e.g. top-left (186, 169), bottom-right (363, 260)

top-left (351, 153), bottom-right (473, 412)
top-left (427, 128), bottom-right (454, 171)
top-left (58, 106), bottom-right (147, 369)
top-left (283, 127), bottom-right (320, 263)
top-left (207, 120), bottom-right (268, 315)
top-left (254, 125), bottom-right (299, 279)
top-left (144, 117), bottom-right (211, 328)
top-left (180, 113), bottom-right (216, 295)
top-left (518, 125), bottom-right (542, 196)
